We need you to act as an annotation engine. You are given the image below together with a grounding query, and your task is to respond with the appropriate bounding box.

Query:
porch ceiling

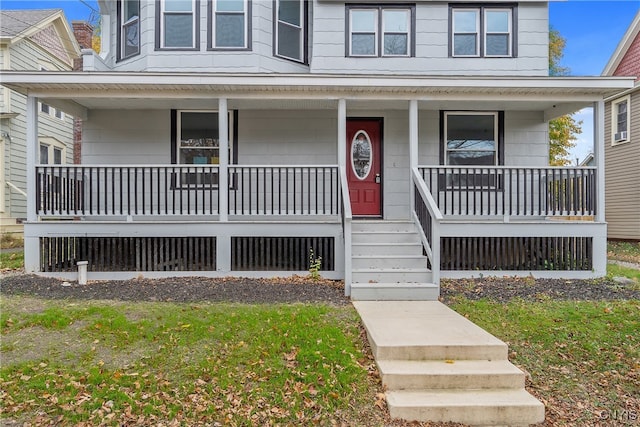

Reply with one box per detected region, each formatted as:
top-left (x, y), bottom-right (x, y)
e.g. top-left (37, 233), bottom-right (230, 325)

top-left (2, 71), bottom-right (634, 115)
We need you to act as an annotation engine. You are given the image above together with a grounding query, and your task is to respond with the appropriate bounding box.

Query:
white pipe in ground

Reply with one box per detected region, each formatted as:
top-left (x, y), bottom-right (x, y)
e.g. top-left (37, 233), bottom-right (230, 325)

top-left (77, 261), bottom-right (88, 285)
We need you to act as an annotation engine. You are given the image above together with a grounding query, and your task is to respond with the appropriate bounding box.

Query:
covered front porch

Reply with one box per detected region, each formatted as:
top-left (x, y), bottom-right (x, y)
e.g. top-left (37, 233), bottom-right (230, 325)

top-left (2, 72), bottom-right (632, 296)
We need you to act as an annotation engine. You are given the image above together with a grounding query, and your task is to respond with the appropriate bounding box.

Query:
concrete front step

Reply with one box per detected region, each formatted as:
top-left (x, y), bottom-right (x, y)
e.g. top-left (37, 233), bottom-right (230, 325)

top-left (354, 301), bottom-right (508, 361)
top-left (352, 242), bottom-right (424, 256)
top-left (378, 359), bottom-right (525, 390)
top-left (351, 283), bottom-right (439, 301)
top-left (352, 255), bottom-right (429, 269)
top-left (352, 268), bottom-right (432, 284)
top-left (352, 230), bottom-right (421, 244)
top-left (387, 389), bottom-right (545, 426)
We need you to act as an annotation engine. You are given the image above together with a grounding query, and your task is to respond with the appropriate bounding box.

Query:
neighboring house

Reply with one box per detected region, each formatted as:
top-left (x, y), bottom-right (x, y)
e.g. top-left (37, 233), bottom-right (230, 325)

top-left (579, 153), bottom-right (595, 167)
top-left (0, 9), bottom-right (80, 235)
top-left (1, 0), bottom-right (633, 297)
top-left (602, 11), bottom-right (640, 241)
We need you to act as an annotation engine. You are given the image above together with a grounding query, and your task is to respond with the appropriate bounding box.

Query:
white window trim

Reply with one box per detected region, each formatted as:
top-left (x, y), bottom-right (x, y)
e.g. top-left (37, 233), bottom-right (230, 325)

top-left (382, 9), bottom-right (411, 57)
top-left (211, 0), bottom-right (249, 49)
top-left (349, 8), bottom-right (378, 57)
top-left (444, 111), bottom-right (499, 166)
top-left (120, 0), bottom-right (140, 59)
top-left (38, 137), bottom-right (67, 165)
top-left (275, 0), bottom-right (305, 62)
top-left (611, 95), bottom-right (631, 146)
top-left (484, 8), bottom-right (512, 58)
top-left (160, 0), bottom-right (197, 49)
top-left (452, 8), bottom-right (479, 57)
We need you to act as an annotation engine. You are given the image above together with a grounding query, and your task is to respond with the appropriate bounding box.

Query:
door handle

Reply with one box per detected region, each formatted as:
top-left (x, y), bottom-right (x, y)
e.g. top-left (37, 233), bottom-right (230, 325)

top-left (375, 174), bottom-right (381, 184)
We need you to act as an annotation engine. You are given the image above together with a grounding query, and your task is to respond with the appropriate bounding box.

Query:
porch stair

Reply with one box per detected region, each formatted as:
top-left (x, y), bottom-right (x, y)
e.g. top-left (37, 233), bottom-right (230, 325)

top-left (354, 301), bottom-right (545, 426)
top-left (350, 220), bottom-right (438, 301)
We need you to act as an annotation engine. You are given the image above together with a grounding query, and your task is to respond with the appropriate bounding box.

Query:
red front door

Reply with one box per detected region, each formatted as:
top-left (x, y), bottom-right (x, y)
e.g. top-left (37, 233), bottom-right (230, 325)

top-left (347, 119), bottom-right (382, 216)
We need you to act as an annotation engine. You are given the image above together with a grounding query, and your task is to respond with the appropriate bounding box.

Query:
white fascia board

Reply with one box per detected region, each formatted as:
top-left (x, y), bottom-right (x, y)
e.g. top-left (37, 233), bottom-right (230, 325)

top-left (1, 72), bottom-right (635, 99)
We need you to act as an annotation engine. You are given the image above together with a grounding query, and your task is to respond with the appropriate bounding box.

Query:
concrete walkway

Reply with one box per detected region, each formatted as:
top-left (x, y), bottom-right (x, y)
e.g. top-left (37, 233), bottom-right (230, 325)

top-left (353, 301), bottom-right (545, 426)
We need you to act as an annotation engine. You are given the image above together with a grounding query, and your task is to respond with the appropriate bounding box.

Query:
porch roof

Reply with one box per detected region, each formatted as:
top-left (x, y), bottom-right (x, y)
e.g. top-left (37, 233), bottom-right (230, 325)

top-left (1, 71), bottom-right (634, 120)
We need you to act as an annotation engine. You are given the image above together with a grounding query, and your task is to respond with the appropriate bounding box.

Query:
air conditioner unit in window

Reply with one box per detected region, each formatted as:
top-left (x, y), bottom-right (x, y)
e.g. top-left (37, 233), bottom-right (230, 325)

top-left (614, 131), bottom-right (628, 142)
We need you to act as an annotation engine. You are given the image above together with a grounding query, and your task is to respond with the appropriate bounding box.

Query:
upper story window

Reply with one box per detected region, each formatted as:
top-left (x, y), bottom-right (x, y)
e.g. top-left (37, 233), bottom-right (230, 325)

top-left (450, 5), bottom-right (515, 58)
top-left (157, 0), bottom-right (199, 49)
top-left (275, 0), bottom-right (306, 63)
top-left (347, 5), bottom-right (414, 57)
top-left (119, 0), bottom-right (140, 60)
top-left (209, 0), bottom-right (251, 49)
top-left (611, 95), bottom-right (630, 145)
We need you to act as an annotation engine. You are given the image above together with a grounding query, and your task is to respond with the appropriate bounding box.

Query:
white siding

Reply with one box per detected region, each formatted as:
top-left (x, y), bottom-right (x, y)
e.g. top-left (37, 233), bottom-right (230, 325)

top-left (3, 36), bottom-right (75, 221)
top-left (100, 1), bottom-right (549, 75)
top-left (83, 110), bottom-right (171, 164)
top-left (311, 2), bottom-right (549, 76)
top-left (103, 0), bottom-right (309, 73)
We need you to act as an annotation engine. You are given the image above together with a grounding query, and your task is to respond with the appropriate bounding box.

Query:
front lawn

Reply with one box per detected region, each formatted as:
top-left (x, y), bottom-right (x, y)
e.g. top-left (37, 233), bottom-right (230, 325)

top-left (1, 298), bottom-right (385, 426)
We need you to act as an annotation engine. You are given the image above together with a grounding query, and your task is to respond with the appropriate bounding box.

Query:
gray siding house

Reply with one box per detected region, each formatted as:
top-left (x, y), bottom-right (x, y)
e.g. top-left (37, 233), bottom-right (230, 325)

top-left (1, 0), bottom-right (633, 298)
top-left (602, 11), bottom-right (640, 241)
top-left (0, 9), bottom-right (80, 235)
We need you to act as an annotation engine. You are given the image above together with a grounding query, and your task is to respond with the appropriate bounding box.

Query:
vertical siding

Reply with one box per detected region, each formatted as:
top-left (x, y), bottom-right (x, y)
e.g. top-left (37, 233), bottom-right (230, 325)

top-left (605, 91), bottom-right (640, 240)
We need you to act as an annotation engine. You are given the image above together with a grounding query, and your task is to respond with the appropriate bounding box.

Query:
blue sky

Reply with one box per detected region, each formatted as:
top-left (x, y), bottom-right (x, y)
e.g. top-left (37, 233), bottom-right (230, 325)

top-left (2, 0), bottom-right (639, 162)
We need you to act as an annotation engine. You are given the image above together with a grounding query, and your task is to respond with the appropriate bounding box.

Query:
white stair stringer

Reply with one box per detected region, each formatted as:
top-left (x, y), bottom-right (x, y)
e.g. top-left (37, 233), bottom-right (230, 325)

top-left (350, 220), bottom-right (437, 301)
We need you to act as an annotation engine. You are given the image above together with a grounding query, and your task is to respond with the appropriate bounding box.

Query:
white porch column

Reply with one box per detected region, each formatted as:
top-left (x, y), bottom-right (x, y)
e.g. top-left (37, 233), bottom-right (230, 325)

top-left (409, 100), bottom-right (418, 210)
top-left (338, 99), bottom-right (346, 169)
top-left (24, 95), bottom-right (39, 272)
top-left (217, 98), bottom-right (230, 273)
top-left (218, 98), bottom-right (229, 222)
top-left (592, 99), bottom-right (607, 277)
top-left (594, 100), bottom-right (605, 223)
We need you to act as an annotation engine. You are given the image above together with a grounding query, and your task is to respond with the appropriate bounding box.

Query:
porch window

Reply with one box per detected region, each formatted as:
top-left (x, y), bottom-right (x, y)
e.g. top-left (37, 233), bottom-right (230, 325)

top-left (275, 0), bottom-right (306, 62)
top-left (611, 96), bottom-right (630, 145)
top-left (347, 5), bottom-right (414, 57)
top-left (441, 111), bottom-right (503, 188)
top-left (450, 5), bottom-right (515, 57)
top-left (172, 110), bottom-right (235, 187)
top-left (118, 0), bottom-right (140, 60)
top-left (210, 0), bottom-right (250, 49)
top-left (157, 0), bottom-right (199, 49)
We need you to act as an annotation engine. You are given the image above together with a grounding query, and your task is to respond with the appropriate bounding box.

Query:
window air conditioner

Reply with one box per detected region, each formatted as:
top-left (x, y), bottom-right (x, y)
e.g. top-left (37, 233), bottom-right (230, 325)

top-left (614, 131), bottom-right (628, 142)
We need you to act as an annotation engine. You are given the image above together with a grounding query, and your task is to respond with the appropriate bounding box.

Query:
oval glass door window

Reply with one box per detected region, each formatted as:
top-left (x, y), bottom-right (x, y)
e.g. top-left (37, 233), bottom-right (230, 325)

top-left (351, 131), bottom-right (372, 180)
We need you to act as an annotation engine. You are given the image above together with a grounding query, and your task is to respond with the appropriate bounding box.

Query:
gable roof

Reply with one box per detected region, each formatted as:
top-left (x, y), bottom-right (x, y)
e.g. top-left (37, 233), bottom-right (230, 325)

top-left (602, 10), bottom-right (640, 76)
top-left (0, 9), bottom-right (80, 65)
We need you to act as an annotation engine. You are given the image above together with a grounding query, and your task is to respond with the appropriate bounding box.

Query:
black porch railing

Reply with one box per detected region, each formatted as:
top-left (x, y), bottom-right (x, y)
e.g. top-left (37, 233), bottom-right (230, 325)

top-left (36, 165), bottom-right (341, 218)
top-left (227, 166), bottom-right (340, 215)
top-left (419, 166), bottom-right (596, 217)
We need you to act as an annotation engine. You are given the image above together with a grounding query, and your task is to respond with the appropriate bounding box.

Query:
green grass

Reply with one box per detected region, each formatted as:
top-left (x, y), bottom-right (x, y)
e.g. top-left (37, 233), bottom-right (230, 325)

top-left (0, 251), bottom-right (23, 270)
top-left (608, 241), bottom-right (640, 264)
top-left (1, 297), bottom-right (382, 426)
top-left (448, 297), bottom-right (640, 425)
top-left (607, 263), bottom-right (640, 288)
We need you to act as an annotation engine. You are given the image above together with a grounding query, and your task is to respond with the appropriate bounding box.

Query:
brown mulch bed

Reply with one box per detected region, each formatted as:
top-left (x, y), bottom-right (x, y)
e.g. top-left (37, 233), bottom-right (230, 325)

top-left (0, 272), bottom-right (349, 305)
top-left (2, 271), bottom-right (638, 304)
